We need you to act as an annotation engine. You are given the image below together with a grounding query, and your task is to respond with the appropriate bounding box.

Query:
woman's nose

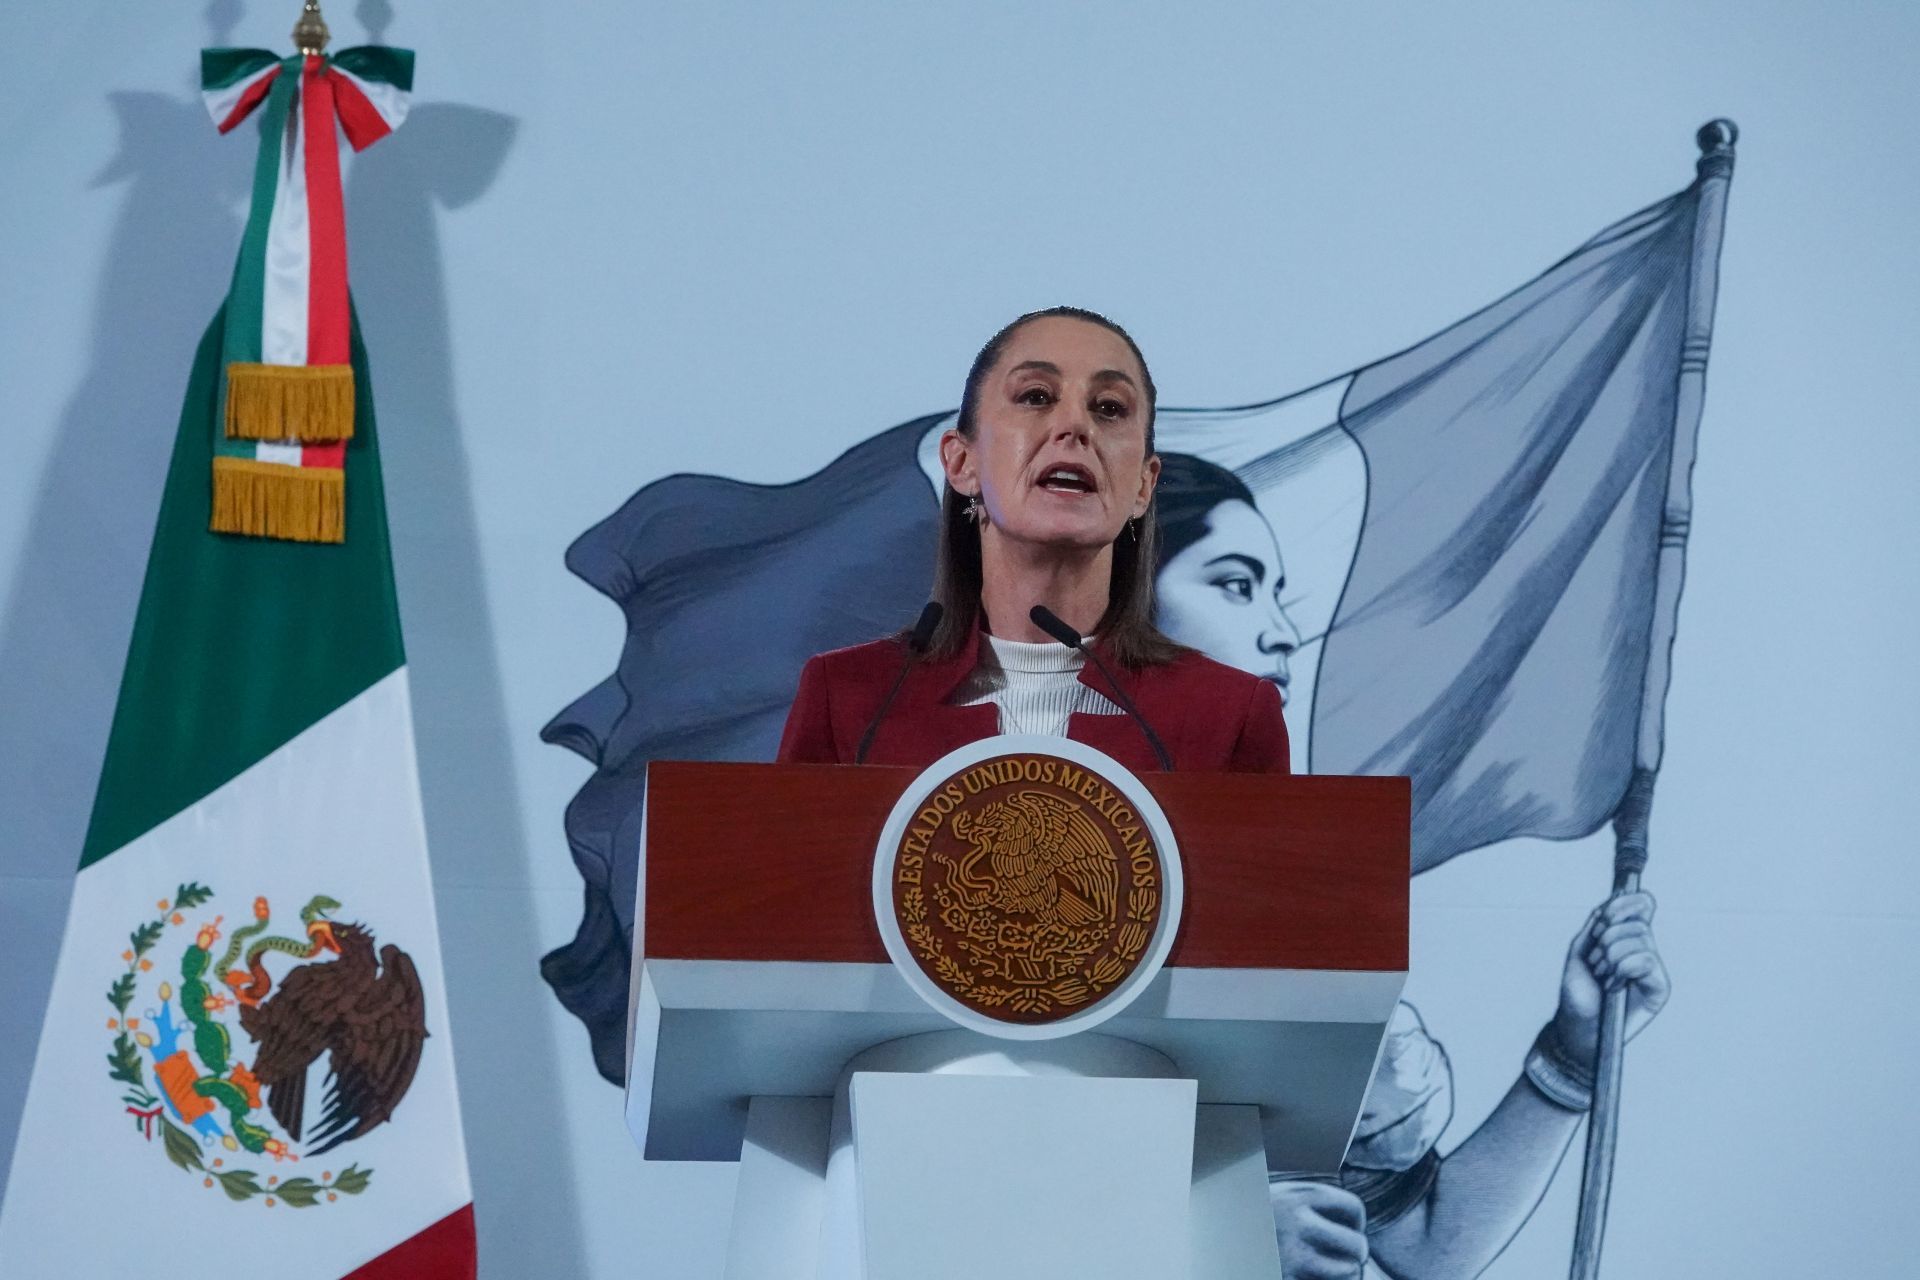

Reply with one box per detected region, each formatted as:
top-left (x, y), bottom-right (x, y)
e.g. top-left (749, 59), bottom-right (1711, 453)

top-left (1054, 403), bottom-right (1093, 444)
top-left (1260, 603), bottom-right (1303, 655)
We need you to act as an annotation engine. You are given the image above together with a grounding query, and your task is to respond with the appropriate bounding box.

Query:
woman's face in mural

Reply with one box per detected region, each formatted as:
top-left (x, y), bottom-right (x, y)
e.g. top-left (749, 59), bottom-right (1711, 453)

top-left (942, 315), bottom-right (1159, 553)
top-left (1155, 498), bottom-right (1302, 701)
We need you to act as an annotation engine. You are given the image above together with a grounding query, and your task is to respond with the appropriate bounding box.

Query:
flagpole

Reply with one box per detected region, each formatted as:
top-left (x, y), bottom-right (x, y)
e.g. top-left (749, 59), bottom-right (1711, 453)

top-left (1568, 118), bottom-right (1737, 1280)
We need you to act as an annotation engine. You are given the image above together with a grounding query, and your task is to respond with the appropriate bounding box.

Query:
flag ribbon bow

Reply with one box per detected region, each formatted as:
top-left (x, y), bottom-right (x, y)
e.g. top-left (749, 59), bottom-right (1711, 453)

top-left (199, 45), bottom-right (413, 542)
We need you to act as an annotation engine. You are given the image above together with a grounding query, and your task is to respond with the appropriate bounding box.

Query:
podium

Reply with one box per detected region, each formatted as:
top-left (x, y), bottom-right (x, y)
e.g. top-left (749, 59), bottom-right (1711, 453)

top-left (626, 755), bottom-right (1409, 1279)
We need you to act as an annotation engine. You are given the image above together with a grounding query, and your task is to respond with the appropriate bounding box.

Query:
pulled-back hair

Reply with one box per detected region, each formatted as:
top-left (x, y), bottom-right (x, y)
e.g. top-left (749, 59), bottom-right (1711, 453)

top-left (926, 306), bottom-right (1183, 667)
top-left (1152, 452), bottom-right (1258, 568)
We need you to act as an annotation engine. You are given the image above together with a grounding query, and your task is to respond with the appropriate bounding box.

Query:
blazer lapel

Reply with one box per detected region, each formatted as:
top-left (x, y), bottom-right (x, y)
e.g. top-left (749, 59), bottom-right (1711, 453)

top-left (897, 623), bottom-right (982, 706)
top-left (903, 703), bottom-right (1000, 761)
top-left (867, 625), bottom-right (996, 766)
top-left (865, 627), bottom-right (1168, 770)
top-left (1067, 711), bottom-right (1164, 773)
top-left (1071, 640), bottom-right (1167, 772)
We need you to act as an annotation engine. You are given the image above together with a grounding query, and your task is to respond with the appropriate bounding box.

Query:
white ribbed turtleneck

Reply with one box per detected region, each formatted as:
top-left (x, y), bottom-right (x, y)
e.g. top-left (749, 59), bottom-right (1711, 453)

top-left (951, 633), bottom-right (1126, 735)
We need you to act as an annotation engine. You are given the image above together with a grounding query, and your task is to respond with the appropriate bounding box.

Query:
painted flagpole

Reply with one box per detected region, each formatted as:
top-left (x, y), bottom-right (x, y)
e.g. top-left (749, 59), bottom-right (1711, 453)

top-left (1569, 118), bottom-right (1738, 1280)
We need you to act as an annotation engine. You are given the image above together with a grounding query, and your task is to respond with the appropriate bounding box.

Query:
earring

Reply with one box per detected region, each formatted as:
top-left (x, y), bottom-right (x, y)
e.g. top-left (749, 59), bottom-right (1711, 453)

top-left (964, 495), bottom-right (986, 524)
top-left (1127, 516), bottom-right (1139, 544)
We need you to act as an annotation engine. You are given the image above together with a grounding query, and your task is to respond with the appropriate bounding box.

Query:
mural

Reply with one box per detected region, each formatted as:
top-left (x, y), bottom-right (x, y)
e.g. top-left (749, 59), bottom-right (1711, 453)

top-left (543, 122), bottom-right (1734, 1275)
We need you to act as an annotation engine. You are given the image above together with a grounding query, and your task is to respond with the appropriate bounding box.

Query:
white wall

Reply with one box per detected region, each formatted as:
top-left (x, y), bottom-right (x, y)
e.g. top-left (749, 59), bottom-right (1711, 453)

top-left (2, 1), bottom-right (1916, 1275)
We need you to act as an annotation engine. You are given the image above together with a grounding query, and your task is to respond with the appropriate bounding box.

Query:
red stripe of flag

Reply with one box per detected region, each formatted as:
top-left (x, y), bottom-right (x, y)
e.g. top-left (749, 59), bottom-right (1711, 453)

top-left (331, 70), bottom-right (396, 153)
top-left (302, 56), bottom-right (351, 367)
top-left (344, 1204), bottom-right (478, 1280)
top-left (217, 66), bottom-right (281, 134)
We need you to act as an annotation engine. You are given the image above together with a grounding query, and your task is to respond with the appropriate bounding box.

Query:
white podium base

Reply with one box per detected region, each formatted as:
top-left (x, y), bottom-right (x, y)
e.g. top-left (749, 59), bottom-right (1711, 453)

top-left (724, 1096), bottom-right (835, 1280)
top-left (722, 1032), bottom-right (1281, 1280)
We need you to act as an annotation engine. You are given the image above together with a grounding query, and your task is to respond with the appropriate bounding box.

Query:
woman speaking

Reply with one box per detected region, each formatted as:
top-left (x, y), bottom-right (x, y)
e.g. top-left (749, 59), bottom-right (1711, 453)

top-left (777, 306), bottom-right (1288, 771)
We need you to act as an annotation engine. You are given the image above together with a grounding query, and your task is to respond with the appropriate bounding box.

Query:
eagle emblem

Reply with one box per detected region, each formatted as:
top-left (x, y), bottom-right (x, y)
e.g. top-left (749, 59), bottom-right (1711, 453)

top-left (946, 791), bottom-right (1119, 957)
top-left (889, 751), bottom-right (1167, 1025)
top-left (104, 883), bottom-right (426, 1207)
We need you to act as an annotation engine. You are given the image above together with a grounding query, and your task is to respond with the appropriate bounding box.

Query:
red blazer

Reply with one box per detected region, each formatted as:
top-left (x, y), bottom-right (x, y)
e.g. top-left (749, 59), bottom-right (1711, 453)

top-left (777, 625), bottom-right (1290, 775)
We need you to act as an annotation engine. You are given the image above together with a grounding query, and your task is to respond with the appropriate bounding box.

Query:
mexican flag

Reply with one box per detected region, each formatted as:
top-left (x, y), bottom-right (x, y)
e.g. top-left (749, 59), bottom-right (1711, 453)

top-left (0, 43), bottom-right (475, 1279)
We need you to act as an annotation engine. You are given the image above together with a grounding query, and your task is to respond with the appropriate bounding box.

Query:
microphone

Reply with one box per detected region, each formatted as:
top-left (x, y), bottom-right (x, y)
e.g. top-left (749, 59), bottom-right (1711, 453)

top-left (1028, 605), bottom-right (1174, 771)
top-left (854, 602), bottom-right (945, 764)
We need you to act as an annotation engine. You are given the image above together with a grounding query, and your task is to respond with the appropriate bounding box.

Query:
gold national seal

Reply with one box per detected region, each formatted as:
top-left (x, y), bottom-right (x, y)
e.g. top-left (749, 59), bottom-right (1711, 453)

top-left (890, 751), bottom-right (1165, 1024)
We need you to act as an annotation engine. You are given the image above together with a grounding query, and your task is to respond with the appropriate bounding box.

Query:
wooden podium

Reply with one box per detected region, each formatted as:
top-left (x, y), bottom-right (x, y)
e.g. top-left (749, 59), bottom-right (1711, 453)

top-left (626, 759), bottom-right (1409, 1280)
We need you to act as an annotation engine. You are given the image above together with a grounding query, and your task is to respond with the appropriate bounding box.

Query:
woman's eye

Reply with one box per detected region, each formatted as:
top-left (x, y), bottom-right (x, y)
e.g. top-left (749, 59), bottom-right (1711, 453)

top-left (1211, 575), bottom-right (1254, 602)
top-left (1017, 387), bottom-right (1054, 406)
top-left (1094, 399), bottom-right (1129, 419)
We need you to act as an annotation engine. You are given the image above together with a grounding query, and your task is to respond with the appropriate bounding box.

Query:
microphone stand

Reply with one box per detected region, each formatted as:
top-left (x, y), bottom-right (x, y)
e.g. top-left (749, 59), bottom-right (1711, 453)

top-left (1028, 606), bottom-right (1173, 771)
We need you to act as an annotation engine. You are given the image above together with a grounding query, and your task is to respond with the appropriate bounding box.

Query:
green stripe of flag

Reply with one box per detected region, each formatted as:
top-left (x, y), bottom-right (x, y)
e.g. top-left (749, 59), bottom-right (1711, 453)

top-left (199, 47), bottom-right (279, 91)
top-left (220, 59), bottom-right (297, 373)
top-left (81, 304), bottom-right (404, 869)
top-left (332, 45), bottom-right (417, 91)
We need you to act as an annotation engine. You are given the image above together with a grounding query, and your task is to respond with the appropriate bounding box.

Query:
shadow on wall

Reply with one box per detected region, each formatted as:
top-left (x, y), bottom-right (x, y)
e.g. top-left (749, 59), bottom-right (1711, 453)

top-left (332, 48), bottom-right (588, 1272)
top-left (0, 75), bottom-right (250, 1207)
top-left (343, 100), bottom-right (593, 1276)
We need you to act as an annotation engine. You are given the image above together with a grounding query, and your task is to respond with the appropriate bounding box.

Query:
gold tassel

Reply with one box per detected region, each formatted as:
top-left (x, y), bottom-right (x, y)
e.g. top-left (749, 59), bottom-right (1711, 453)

top-left (210, 457), bottom-right (345, 544)
top-left (225, 362), bottom-right (355, 441)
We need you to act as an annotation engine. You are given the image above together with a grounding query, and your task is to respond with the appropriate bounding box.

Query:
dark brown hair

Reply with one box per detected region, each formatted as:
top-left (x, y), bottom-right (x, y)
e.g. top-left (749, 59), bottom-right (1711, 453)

top-left (926, 306), bottom-right (1184, 667)
top-left (1153, 452), bottom-right (1259, 567)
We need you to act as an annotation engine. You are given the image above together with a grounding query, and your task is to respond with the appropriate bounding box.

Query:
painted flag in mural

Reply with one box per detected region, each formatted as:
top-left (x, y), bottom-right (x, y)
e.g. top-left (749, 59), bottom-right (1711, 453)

top-left (0, 45), bottom-right (475, 1277)
top-left (542, 165), bottom-right (1719, 1079)
top-left (1163, 183), bottom-right (1708, 870)
top-left (540, 418), bottom-right (943, 1077)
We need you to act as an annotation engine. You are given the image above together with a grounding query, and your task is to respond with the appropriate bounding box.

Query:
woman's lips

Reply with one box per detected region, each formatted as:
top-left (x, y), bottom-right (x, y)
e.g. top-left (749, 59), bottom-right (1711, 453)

top-left (1036, 462), bottom-right (1097, 494)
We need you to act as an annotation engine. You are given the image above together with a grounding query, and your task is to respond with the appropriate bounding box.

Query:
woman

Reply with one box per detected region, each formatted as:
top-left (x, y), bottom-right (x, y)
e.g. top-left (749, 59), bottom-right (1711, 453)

top-left (777, 306), bottom-right (1288, 772)
top-left (1147, 454), bottom-right (1671, 1280)
top-left (1152, 452), bottom-right (1304, 708)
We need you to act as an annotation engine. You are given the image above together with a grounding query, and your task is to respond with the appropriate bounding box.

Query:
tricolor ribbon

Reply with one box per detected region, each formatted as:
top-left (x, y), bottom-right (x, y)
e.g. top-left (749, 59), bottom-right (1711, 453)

top-left (126, 1104), bottom-right (164, 1140)
top-left (200, 45), bottom-right (413, 542)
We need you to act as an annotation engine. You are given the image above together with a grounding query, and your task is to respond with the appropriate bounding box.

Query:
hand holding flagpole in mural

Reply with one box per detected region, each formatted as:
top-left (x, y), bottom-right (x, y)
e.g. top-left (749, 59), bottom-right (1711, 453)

top-left (1265, 887), bottom-right (1670, 1279)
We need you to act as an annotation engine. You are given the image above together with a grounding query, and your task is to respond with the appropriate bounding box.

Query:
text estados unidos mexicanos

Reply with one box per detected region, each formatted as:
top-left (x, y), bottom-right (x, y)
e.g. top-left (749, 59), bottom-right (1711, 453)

top-left (895, 756), bottom-right (1156, 888)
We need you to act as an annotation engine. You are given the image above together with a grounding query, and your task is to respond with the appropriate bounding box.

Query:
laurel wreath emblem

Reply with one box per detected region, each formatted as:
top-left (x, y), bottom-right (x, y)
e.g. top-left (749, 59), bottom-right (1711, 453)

top-left (901, 875), bottom-right (1159, 1017)
top-left (105, 882), bottom-right (375, 1209)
